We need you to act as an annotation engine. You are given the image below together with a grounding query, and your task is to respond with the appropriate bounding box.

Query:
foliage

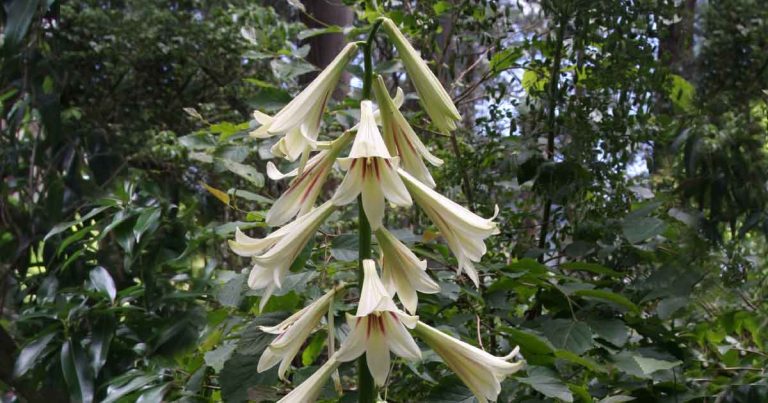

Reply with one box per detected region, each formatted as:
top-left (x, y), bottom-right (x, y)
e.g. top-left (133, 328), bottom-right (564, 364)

top-left (2, 0), bottom-right (768, 402)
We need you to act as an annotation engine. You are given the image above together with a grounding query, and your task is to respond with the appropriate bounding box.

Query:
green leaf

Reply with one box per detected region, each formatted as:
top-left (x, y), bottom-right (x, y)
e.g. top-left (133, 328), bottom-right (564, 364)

top-left (621, 216), bottom-right (667, 244)
top-left (633, 356), bottom-right (682, 375)
top-left (90, 317), bottom-right (114, 377)
top-left (424, 376), bottom-right (475, 402)
top-left (668, 74), bottom-right (695, 111)
top-left (301, 332), bottom-right (326, 366)
top-left (3, 0), bottom-right (41, 48)
top-left (588, 319), bottom-right (629, 347)
top-left (490, 48), bottom-right (522, 73)
top-left (523, 69), bottom-right (548, 94)
top-left (235, 312), bottom-right (286, 356)
top-left (60, 341), bottom-right (95, 403)
top-left (133, 207), bottom-right (161, 243)
top-left (136, 384), bottom-right (170, 403)
top-left (216, 158), bottom-right (264, 187)
top-left (560, 262), bottom-right (622, 277)
top-left (502, 326), bottom-right (555, 356)
top-left (103, 373), bottom-right (158, 403)
top-left (574, 289), bottom-right (639, 313)
top-left (220, 353), bottom-right (279, 402)
top-left (432, 1), bottom-right (453, 15)
top-left (89, 266), bottom-right (117, 303)
top-left (204, 343), bottom-right (237, 373)
top-left (298, 26), bottom-right (344, 40)
top-left (517, 366), bottom-right (573, 402)
top-left (44, 205), bottom-right (111, 241)
top-left (216, 272), bottom-right (246, 308)
top-left (13, 332), bottom-right (56, 378)
top-left (330, 234), bottom-right (358, 262)
top-left (555, 349), bottom-right (604, 372)
top-left (541, 320), bottom-right (593, 355)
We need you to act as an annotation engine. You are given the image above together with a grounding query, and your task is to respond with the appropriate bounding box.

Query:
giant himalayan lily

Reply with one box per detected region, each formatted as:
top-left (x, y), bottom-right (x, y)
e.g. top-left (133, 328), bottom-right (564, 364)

top-left (332, 100), bottom-right (411, 230)
top-left (413, 321), bottom-right (524, 403)
top-left (258, 284), bottom-right (344, 379)
top-left (372, 75), bottom-right (443, 188)
top-left (264, 130), bottom-right (353, 226)
top-left (228, 201), bottom-right (335, 310)
top-left (336, 260), bottom-right (421, 386)
top-left (398, 169), bottom-right (499, 287)
top-left (380, 18), bottom-right (461, 134)
top-left (250, 42), bottom-right (358, 161)
top-left (374, 227), bottom-right (439, 314)
top-left (277, 353), bottom-right (342, 403)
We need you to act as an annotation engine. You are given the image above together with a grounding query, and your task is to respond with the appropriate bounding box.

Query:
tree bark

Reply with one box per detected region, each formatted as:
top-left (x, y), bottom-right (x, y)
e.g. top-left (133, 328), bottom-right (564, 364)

top-left (300, 0), bottom-right (354, 99)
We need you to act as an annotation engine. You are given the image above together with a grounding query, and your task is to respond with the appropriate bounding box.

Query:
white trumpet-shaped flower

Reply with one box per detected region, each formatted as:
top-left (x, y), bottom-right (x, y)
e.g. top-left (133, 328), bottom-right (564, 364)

top-left (413, 321), bottom-right (524, 403)
top-left (277, 353), bottom-right (342, 403)
top-left (251, 42), bottom-right (359, 161)
top-left (228, 201), bottom-right (336, 310)
top-left (336, 260), bottom-right (421, 386)
top-left (374, 227), bottom-right (440, 314)
top-left (332, 100), bottom-right (412, 230)
top-left (265, 131), bottom-right (354, 226)
top-left (398, 169), bottom-right (499, 287)
top-left (373, 75), bottom-right (443, 188)
top-left (380, 18), bottom-right (461, 134)
top-left (258, 284), bottom-right (344, 379)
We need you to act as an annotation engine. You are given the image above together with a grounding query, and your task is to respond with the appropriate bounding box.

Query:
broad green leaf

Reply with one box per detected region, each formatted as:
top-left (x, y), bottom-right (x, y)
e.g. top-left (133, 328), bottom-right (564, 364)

top-left (298, 26), bottom-right (344, 40)
top-left (13, 332), bottom-right (56, 378)
top-left (575, 289), bottom-right (639, 313)
top-left (634, 356), bottom-right (682, 375)
top-left (44, 205), bottom-right (111, 241)
top-left (89, 266), bottom-right (117, 303)
top-left (517, 366), bottom-right (573, 402)
top-left (4, 0), bottom-right (41, 48)
top-left (555, 349), bottom-right (604, 372)
top-left (490, 48), bottom-right (522, 73)
top-left (560, 262), bottom-right (622, 277)
top-left (541, 320), bottom-right (593, 355)
top-left (502, 326), bottom-right (555, 356)
top-left (60, 341), bottom-right (95, 403)
top-left (523, 69), bottom-right (548, 94)
top-left (90, 317), bottom-right (114, 377)
top-left (136, 384), bottom-right (170, 403)
top-left (424, 376), bottom-right (475, 402)
top-left (622, 216), bottom-right (667, 244)
top-left (216, 158), bottom-right (264, 187)
top-left (301, 332), bottom-right (326, 366)
top-left (103, 373), bottom-right (158, 403)
top-left (588, 319), bottom-right (629, 347)
top-left (204, 343), bottom-right (237, 373)
top-left (133, 207), bottom-right (161, 242)
top-left (668, 74), bottom-right (695, 111)
top-left (330, 234), bottom-right (358, 262)
top-left (220, 353), bottom-right (279, 402)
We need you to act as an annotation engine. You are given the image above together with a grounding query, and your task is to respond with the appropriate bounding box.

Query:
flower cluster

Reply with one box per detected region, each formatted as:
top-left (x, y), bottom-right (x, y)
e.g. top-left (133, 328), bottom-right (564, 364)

top-left (229, 17), bottom-right (523, 402)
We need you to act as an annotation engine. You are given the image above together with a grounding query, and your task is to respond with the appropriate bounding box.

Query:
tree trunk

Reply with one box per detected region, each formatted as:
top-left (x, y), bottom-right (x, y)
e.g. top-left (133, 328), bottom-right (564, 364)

top-left (300, 0), bottom-right (354, 99)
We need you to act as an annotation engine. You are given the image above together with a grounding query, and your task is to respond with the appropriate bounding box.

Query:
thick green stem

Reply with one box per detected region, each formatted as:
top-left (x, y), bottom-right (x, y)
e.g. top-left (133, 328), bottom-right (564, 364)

top-left (357, 18), bottom-right (381, 403)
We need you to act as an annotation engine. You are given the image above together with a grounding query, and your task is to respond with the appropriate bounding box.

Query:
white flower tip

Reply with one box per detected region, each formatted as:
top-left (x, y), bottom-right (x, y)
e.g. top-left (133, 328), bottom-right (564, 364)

top-left (502, 345), bottom-right (521, 361)
top-left (266, 161), bottom-right (296, 181)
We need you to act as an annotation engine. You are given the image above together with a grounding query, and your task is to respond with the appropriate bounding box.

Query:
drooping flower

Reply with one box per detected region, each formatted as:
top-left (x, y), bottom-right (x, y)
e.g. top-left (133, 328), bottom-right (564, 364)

top-left (398, 169), bottom-right (499, 287)
top-left (380, 18), bottom-right (461, 134)
top-left (336, 260), bottom-right (421, 386)
top-left (374, 227), bottom-right (440, 314)
top-left (228, 201), bottom-right (336, 310)
top-left (277, 353), bottom-right (342, 403)
top-left (258, 284), bottom-right (344, 379)
top-left (332, 100), bottom-right (412, 230)
top-left (413, 321), bottom-right (524, 403)
top-left (265, 131), bottom-right (354, 226)
top-left (251, 42), bottom-right (359, 161)
top-left (373, 75), bottom-right (443, 188)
